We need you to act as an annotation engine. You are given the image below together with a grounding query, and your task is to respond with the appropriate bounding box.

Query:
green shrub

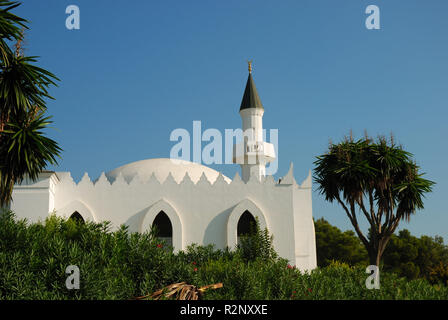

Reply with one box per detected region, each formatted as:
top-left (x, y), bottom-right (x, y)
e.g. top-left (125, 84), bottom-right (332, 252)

top-left (429, 262), bottom-right (448, 286)
top-left (236, 217), bottom-right (277, 262)
top-left (0, 210), bottom-right (447, 300)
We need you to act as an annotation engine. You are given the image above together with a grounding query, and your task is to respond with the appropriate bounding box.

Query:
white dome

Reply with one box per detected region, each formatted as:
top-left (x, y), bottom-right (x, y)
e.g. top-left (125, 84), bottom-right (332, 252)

top-left (105, 158), bottom-right (231, 184)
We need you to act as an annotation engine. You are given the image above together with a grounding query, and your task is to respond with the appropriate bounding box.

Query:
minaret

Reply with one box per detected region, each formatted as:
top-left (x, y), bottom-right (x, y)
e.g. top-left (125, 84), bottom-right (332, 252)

top-left (233, 61), bottom-right (276, 182)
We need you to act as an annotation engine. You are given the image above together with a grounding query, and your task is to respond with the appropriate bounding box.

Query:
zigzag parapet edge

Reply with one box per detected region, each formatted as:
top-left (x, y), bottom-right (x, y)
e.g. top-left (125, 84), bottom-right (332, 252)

top-left (54, 165), bottom-right (312, 189)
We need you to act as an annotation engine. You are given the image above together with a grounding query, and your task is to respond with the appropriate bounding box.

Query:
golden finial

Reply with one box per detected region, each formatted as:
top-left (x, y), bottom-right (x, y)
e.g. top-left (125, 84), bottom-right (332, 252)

top-left (247, 59), bottom-right (253, 73)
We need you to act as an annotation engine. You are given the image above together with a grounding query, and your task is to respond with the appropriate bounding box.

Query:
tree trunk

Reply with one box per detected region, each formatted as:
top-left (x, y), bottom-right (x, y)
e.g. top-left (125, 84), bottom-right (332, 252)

top-left (367, 232), bottom-right (394, 268)
top-left (368, 248), bottom-right (381, 267)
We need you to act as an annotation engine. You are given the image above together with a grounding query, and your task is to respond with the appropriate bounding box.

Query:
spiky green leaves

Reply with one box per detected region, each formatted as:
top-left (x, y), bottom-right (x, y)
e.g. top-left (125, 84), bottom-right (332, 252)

top-left (0, 1), bottom-right (27, 64)
top-left (313, 136), bottom-right (435, 222)
top-left (1, 113), bottom-right (60, 178)
top-left (314, 134), bottom-right (435, 266)
top-left (1, 55), bottom-right (59, 119)
top-left (0, 1), bottom-right (61, 206)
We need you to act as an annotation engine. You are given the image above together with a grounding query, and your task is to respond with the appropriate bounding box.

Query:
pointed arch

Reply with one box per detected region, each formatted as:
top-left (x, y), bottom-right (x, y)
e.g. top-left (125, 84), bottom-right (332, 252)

top-left (237, 211), bottom-right (257, 237)
top-left (152, 211), bottom-right (172, 237)
top-left (57, 200), bottom-right (96, 222)
top-left (141, 199), bottom-right (183, 251)
top-left (227, 198), bottom-right (268, 249)
top-left (69, 211), bottom-right (85, 224)
top-left (152, 211), bottom-right (173, 247)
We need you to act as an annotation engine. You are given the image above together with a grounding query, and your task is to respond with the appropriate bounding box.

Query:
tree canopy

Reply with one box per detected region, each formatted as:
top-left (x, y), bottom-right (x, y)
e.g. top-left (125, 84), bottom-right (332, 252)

top-left (313, 134), bottom-right (435, 266)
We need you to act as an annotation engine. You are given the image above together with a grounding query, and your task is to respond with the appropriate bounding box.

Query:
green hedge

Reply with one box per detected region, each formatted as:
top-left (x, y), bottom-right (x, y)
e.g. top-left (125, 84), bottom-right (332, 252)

top-left (0, 211), bottom-right (447, 300)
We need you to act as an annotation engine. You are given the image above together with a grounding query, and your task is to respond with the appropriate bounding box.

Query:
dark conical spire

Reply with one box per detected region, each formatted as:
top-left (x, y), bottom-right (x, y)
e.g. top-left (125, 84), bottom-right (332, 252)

top-left (239, 62), bottom-right (264, 111)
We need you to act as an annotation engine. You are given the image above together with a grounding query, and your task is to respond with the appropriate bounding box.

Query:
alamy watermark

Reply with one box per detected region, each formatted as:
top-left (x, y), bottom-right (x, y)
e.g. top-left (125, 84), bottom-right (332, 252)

top-left (365, 265), bottom-right (380, 289)
top-left (65, 5), bottom-right (80, 30)
top-left (65, 265), bottom-right (80, 290)
top-left (365, 5), bottom-right (380, 30)
top-left (64, 5), bottom-right (380, 31)
top-left (169, 121), bottom-right (279, 176)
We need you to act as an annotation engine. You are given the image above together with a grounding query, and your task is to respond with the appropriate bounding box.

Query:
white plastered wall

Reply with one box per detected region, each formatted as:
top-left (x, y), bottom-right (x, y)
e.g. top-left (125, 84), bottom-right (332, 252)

top-left (10, 169), bottom-right (316, 271)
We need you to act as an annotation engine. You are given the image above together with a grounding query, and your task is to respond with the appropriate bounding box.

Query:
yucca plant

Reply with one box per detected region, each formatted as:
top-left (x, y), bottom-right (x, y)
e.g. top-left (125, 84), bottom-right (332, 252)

top-left (314, 133), bottom-right (435, 267)
top-left (0, 113), bottom-right (60, 204)
top-left (0, 1), bottom-right (60, 207)
top-left (0, 1), bottom-right (26, 64)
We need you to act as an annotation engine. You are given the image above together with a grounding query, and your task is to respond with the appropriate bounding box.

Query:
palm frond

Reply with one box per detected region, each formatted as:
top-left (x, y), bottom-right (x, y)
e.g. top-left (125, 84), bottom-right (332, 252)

top-left (135, 282), bottom-right (223, 300)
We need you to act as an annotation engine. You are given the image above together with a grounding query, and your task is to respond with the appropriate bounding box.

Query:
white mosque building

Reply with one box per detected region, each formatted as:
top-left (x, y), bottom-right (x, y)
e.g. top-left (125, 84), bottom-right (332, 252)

top-left (10, 65), bottom-right (317, 271)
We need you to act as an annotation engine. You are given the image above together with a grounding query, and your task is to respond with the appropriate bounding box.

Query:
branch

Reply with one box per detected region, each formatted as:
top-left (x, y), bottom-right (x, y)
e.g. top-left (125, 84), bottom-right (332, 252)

top-left (335, 194), bottom-right (370, 249)
top-left (356, 196), bottom-right (376, 230)
top-left (384, 187), bottom-right (396, 232)
top-left (368, 190), bottom-right (380, 231)
top-left (383, 212), bottom-right (401, 236)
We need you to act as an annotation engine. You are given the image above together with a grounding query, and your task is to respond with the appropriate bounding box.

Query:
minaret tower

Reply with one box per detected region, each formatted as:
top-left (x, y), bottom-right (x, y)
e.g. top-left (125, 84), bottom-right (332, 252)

top-left (233, 61), bottom-right (276, 182)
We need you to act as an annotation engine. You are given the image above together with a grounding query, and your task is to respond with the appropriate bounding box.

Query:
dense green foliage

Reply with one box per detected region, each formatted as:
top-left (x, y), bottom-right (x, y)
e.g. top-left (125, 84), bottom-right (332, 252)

top-left (383, 230), bottom-right (448, 284)
top-left (314, 218), bottom-right (368, 267)
top-left (236, 217), bottom-right (277, 262)
top-left (1, 211), bottom-right (447, 300)
top-left (315, 218), bottom-right (448, 285)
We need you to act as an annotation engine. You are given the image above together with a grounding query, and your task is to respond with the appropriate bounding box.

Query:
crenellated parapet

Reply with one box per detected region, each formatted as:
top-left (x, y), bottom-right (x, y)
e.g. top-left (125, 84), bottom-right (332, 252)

top-left (53, 164), bottom-right (312, 190)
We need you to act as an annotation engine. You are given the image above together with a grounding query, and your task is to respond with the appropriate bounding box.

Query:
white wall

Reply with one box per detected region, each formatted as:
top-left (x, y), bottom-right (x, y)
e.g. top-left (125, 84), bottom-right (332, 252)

top-left (10, 172), bottom-right (58, 223)
top-left (11, 168), bottom-right (317, 271)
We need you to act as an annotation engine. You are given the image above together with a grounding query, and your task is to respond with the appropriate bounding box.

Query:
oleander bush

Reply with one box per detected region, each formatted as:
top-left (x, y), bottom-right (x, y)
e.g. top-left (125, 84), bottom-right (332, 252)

top-left (236, 217), bottom-right (277, 263)
top-left (0, 211), bottom-right (447, 300)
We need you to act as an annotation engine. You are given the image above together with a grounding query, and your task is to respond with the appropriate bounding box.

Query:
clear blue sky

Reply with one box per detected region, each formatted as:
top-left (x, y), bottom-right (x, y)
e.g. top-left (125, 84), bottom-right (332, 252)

top-left (15, 0), bottom-right (448, 241)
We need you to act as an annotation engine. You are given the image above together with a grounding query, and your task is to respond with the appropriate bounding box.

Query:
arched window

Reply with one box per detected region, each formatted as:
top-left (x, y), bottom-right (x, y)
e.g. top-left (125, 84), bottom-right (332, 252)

top-left (69, 211), bottom-right (85, 224)
top-left (152, 211), bottom-right (173, 247)
top-left (237, 210), bottom-right (256, 244)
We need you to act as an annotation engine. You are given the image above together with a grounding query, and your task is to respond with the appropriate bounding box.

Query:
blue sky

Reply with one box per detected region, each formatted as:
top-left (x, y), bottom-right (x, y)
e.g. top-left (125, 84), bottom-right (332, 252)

top-left (15, 0), bottom-right (448, 240)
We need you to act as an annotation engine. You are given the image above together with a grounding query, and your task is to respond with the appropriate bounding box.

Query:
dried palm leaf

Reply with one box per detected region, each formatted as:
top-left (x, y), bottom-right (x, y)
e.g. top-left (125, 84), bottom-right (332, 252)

top-left (135, 282), bottom-right (223, 300)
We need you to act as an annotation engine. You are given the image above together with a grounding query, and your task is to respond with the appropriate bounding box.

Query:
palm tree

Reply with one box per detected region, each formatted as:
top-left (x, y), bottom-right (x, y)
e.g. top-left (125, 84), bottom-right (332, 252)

top-left (0, 1), bottom-right (61, 207)
top-left (313, 134), bottom-right (435, 267)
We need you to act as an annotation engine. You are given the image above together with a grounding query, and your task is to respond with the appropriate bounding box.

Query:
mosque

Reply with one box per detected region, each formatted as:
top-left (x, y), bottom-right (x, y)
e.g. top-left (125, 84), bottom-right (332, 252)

top-left (10, 64), bottom-right (317, 271)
